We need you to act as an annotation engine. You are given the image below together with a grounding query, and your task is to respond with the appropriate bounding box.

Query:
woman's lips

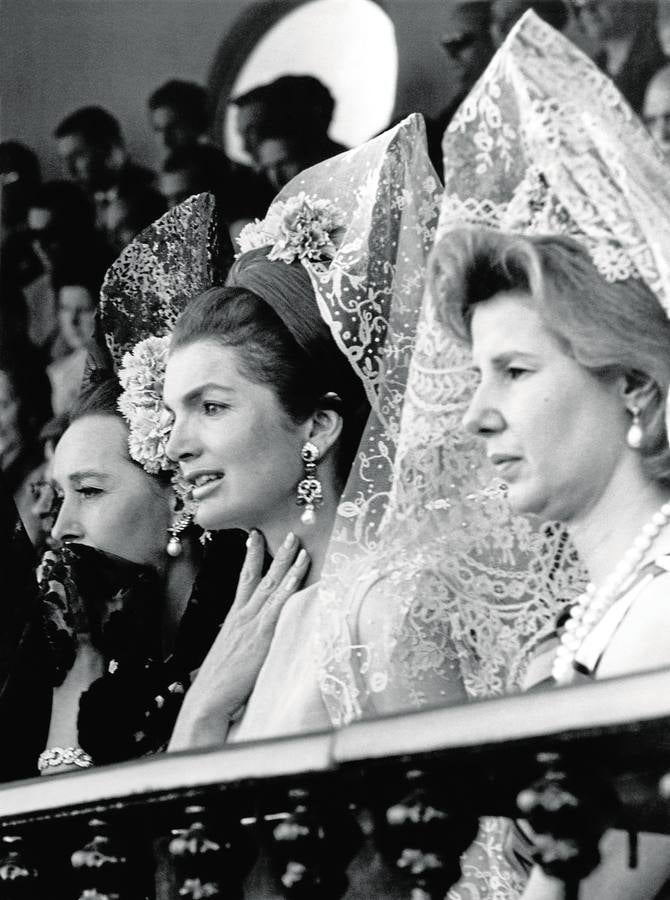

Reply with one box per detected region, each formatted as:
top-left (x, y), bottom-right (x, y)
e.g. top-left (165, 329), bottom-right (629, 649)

top-left (489, 455), bottom-right (522, 477)
top-left (190, 474), bottom-right (224, 500)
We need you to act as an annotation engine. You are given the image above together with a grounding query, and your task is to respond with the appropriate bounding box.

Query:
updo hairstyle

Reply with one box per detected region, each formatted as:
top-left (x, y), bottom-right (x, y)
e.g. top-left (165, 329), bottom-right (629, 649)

top-left (432, 227), bottom-right (670, 487)
top-left (171, 248), bottom-right (370, 487)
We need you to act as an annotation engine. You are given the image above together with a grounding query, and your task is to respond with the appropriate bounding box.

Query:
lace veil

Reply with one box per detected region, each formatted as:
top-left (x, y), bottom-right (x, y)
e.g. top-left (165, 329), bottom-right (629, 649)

top-left (244, 115), bottom-right (450, 726)
top-left (317, 11), bottom-right (670, 731)
top-left (438, 10), bottom-right (670, 304)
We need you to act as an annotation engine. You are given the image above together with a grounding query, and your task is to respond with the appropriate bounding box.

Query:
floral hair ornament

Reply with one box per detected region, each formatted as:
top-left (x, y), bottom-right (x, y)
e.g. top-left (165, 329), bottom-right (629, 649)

top-left (117, 336), bottom-right (196, 521)
top-left (237, 191), bottom-right (343, 268)
top-left (117, 335), bottom-right (173, 476)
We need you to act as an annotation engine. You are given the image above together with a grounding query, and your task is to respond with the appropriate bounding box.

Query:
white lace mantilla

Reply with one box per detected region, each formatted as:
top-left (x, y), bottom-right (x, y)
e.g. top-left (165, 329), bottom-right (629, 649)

top-left (440, 10), bottom-right (670, 309)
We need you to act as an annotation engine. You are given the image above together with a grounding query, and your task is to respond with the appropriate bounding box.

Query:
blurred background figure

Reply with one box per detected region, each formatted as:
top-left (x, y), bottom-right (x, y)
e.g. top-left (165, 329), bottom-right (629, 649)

top-left (54, 106), bottom-right (160, 238)
top-left (230, 82), bottom-right (272, 164)
top-left (104, 183), bottom-right (166, 254)
top-left (270, 75), bottom-right (347, 160)
top-left (643, 64), bottom-right (670, 158)
top-left (148, 79), bottom-right (211, 159)
top-left (47, 254), bottom-right (108, 417)
top-left (490, 0), bottom-right (570, 46)
top-left (572, 0), bottom-right (665, 113)
top-left (23, 180), bottom-right (112, 352)
top-left (254, 122), bottom-right (318, 192)
top-left (159, 144), bottom-right (230, 208)
top-left (658, 0), bottom-right (670, 57)
top-left (0, 141), bottom-right (42, 292)
top-left (231, 74), bottom-right (347, 184)
top-left (0, 345), bottom-right (52, 537)
top-left (26, 413), bottom-right (69, 553)
top-left (0, 141), bottom-right (41, 241)
top-left (426, 1), bottom-right (494, 175)
top-left (159, 142), bottom-right (270, 244)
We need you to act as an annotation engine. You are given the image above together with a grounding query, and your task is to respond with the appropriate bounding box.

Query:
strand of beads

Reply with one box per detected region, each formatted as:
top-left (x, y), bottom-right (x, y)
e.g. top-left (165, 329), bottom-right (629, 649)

top-left (552, 500), bottom-right (670, 685)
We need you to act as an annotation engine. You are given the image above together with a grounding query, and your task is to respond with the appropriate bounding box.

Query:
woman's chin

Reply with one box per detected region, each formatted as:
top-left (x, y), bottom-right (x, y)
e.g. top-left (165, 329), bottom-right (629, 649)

top-left (195, 502), bottom-right (235, 533)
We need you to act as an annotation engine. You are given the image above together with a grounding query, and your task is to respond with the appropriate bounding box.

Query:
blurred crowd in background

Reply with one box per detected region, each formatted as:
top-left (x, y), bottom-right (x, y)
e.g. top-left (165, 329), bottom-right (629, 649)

top-left (2, 0), bottom-right (670, 557)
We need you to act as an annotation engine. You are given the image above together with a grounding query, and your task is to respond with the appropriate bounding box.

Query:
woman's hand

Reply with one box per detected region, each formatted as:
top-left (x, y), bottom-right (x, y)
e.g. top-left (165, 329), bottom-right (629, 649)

top-left (168, 530), bottom-right (310, 751)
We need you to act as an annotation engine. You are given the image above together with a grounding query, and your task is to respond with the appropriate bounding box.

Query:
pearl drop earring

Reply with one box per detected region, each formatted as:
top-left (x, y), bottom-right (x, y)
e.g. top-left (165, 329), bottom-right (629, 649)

top-left (626, 404), bottom-right (643, 450)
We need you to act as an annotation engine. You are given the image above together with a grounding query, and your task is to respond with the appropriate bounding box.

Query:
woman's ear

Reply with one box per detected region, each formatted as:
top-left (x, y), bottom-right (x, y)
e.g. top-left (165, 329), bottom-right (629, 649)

top-left (619, 371), bottom-right (658, 414)
top-left (306, 404), bottom-right (344, 459)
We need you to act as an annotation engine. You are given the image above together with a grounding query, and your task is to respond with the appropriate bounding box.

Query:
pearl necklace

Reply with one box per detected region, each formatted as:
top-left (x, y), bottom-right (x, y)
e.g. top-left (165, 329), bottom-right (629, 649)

top-left (552, 500), bottom-right (670, 685)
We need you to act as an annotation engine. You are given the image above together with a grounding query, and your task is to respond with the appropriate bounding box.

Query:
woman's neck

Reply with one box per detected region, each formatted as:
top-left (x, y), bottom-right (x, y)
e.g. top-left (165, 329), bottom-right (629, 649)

top-left (259, 491), bottom-right (339, 589)
top-left (569, 460), bottom-right (670, 588)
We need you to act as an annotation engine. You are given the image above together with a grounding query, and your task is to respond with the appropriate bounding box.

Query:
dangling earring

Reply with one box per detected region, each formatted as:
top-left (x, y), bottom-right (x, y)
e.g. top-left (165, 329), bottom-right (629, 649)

top-left (166, 511), bottom-right (194, 557)
top-left (296, 441), bottom-right (323, 524)
top-left (627, 404), bottom-right (644, 450)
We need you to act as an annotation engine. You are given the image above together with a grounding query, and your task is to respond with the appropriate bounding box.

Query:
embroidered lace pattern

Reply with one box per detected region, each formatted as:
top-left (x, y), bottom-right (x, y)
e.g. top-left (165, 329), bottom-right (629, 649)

top-left (99, 193), bottom-right (226, 368)
top-left (432, 12), bottom-right (670, 898)
top-left (314, 105), bottom-right (584, 739)
top-left (440, 11), bottom-right (670, 307)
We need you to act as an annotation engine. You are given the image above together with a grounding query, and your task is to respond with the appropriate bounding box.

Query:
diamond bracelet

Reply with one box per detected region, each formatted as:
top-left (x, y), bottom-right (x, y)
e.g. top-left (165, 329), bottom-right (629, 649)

top-left (37, 746), bottom-right (94, 772)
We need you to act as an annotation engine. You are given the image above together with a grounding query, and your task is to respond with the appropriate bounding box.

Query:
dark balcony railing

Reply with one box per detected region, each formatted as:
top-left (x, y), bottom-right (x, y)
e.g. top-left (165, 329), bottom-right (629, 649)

top-left (2, 667), bottom-right (670, 899)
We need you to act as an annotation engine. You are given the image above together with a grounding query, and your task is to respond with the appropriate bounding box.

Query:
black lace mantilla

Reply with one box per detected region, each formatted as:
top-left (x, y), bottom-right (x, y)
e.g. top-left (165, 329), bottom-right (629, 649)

top-left (37, 531), bottom-right (245, 764)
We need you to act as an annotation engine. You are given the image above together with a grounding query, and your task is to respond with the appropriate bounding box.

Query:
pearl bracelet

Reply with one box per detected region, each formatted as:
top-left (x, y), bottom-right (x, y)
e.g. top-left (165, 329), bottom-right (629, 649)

top-left (38, 746), bottom-right (94, 772)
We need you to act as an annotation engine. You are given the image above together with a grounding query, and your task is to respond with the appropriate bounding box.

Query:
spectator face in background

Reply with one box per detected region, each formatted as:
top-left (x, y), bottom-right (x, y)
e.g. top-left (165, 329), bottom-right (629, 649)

top-left (151, 105), bottom-right (200, 156)
top-left (57, 285), bottom-right (97, 351)
top-left (441, 2), bottom-right (494, 89)
top-left (235, 100), bottom-right (269, 162)
top-left (159, 168), bottom-right (196, 208)
top-left (28, 205), bottom-right (61, 271)
top-left (644, 66), bottom-right (670, 157)
top-left (54, 107), bottom-right (127, 195)
top-left (256, 137), bottom-right (304, 191)
top-left (104, 187), bottom-right (166, 252)
top-left (56, 132), bottom-right (115, 193)
top-left (573, 0), bottom-right (635, 42)
top-left (148, 81), bottom-right (210, 158)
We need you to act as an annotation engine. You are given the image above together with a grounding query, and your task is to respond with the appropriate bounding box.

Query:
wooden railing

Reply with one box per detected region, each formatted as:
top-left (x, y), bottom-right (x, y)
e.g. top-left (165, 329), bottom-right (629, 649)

top-left (2, 668), bottom-right (670, 899)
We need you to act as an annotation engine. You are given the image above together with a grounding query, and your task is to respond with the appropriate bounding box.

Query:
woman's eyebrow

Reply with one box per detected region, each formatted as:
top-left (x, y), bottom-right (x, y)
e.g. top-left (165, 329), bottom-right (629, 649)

top-left (69, 471), bottom-right (111, 484)
top-left (490, 350), bottom-right (538, 368)
top-left (182, 383), bottom-right (235, 405)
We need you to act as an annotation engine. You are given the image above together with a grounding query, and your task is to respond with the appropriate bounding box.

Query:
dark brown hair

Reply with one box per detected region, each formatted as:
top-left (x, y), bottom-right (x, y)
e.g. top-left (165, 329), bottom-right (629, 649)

top-left (171, 274), bottom-right (370, 486)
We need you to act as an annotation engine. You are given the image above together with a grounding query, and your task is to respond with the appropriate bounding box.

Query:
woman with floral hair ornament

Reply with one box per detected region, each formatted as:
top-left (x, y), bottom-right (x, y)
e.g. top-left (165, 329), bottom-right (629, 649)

top-left (32, 195), bottom-right (248, 775)
top-left (35, 370), bottom-right (247, 773)
top-left (163, 114), bottom-right (443, 748)
top-left (423, 10), bottom-right (670, 900)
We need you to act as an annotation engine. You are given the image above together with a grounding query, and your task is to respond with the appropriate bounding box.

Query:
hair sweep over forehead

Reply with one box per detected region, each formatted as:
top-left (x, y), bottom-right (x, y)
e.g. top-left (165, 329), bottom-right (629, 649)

top-left (170, 248), bottom-right (370, 484)
top-left (432, 227), bottom-right (670, 487)
top-left (67, 377), bottom-right (173, 488)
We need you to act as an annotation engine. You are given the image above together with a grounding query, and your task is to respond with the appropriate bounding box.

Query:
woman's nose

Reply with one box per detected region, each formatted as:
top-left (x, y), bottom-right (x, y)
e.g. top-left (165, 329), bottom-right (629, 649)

top-left (165, 415), bottom-right (196, 463)
top-left (50, 497), bottom-right (82, 544)
top-left (462, 383), bottom-right (505, 436)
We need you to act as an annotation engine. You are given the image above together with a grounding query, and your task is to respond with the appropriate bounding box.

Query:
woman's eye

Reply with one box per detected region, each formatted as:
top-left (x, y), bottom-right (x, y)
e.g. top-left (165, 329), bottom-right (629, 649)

top-left (505, 366), bottom-right (529, 380)
top-left (76, 487), bottom-right (103, 499)
top-left (202, 401), bottom-right (228, 416)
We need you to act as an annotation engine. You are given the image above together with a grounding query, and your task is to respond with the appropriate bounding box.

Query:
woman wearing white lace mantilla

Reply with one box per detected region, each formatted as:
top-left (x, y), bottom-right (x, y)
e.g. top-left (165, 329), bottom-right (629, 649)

top-left (145, 114), bottom-right (444, 749)
top-left (428, 11), bottom-right (670, 900)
